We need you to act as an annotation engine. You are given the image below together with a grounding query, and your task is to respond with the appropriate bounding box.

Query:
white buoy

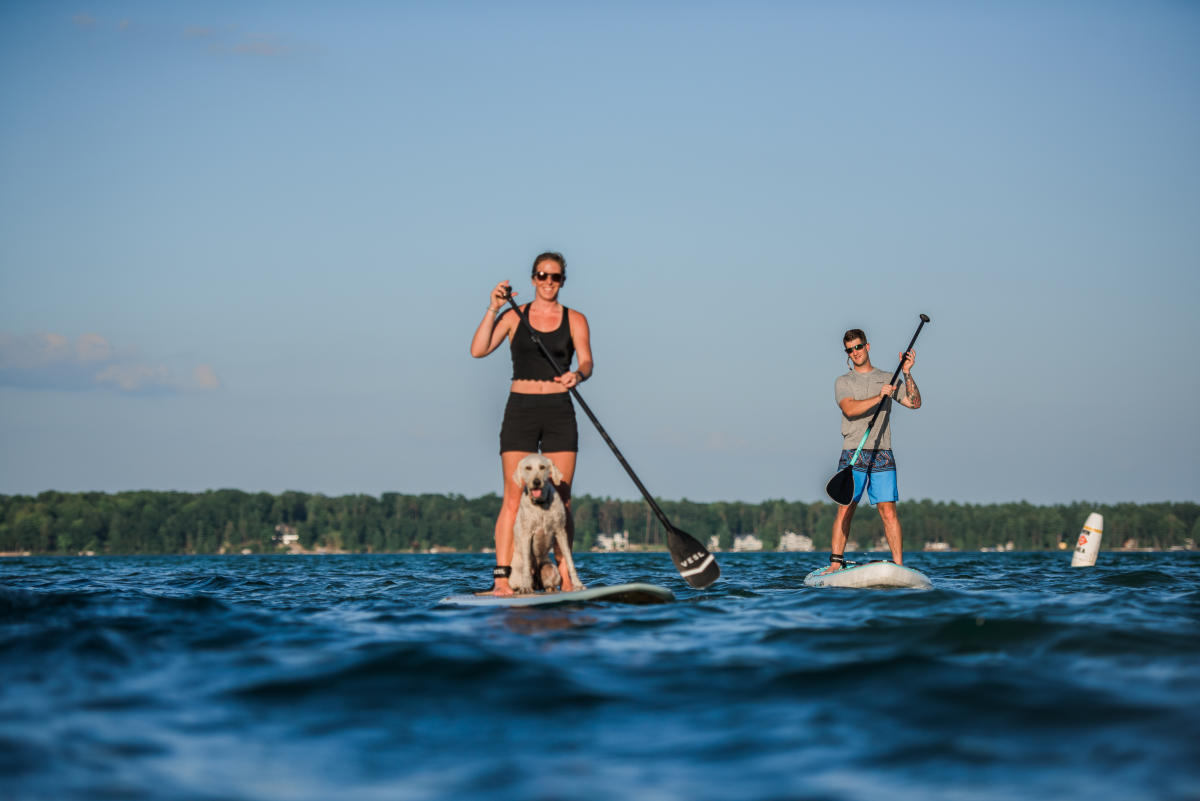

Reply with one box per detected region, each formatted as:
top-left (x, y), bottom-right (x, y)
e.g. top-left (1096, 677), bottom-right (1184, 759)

top-left (1070, 512), bottom-right (1104, 567)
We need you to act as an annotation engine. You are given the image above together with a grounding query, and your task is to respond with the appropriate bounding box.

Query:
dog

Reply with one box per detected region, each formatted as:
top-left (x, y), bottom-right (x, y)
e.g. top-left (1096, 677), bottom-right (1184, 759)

top-left (509, 454), bottom-right (584, 594)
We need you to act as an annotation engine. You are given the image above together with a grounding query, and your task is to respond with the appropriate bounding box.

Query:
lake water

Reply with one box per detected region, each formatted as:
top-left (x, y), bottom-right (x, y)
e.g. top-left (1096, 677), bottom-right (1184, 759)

top-left (2, 552), bottom-right (1197, 801)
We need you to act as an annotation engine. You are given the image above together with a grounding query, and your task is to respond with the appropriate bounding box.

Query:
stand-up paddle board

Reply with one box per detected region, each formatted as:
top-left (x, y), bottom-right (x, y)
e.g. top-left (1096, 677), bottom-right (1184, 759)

top-left (438, 582), bottom-right (675, 607)
top-left (804, 561), bottom-right (932, 589)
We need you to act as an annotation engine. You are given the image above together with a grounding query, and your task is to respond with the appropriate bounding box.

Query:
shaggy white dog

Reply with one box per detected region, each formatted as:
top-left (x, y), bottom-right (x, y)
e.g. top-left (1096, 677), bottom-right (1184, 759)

top-left (509, 454), bottom-right (584, 594)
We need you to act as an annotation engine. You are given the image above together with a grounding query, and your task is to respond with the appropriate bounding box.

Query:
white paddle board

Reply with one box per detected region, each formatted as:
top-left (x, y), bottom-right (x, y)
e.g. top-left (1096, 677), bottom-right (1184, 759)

top-left (804, 561), bottom-right (932, 589)
top-left (439, 582), bottom-right (675, 607)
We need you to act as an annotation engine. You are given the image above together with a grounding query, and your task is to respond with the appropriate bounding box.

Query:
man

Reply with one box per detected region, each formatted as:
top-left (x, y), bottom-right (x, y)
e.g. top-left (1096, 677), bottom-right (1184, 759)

top-left (828, 328), bottom-right (922, 572)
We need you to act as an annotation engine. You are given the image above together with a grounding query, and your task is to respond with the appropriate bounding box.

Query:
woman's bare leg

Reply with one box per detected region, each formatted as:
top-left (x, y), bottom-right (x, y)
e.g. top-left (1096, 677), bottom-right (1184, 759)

top-left (543, 451), bottom-right (578, 589)
top-left (492, 450), bottom-right (530, 595)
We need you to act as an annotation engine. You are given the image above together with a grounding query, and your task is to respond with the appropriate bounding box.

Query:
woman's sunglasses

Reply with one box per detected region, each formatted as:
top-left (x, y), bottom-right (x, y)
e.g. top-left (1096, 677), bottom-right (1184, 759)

top-left (534, 271), bottom-right (564, 284)
top-left (844, 343), bottom-right (867, 354)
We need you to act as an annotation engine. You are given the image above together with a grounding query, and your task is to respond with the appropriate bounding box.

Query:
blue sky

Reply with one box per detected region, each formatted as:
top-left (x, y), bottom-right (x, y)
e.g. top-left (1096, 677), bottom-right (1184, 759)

top-left (2, 1), bottom-right (1197, 505)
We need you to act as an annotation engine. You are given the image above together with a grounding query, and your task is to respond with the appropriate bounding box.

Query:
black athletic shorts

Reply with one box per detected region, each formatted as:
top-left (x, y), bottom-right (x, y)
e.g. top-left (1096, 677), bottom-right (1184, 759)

top-left (499, 392), bottom-right (578, 453)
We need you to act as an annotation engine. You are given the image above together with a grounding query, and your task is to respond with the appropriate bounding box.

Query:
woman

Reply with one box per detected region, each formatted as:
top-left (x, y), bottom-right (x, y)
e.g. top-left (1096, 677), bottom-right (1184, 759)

top-left (469, 252), bottom-right (593, 595)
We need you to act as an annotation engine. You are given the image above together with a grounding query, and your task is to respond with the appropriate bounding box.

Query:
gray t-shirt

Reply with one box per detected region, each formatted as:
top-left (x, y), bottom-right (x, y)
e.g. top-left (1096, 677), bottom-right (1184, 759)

top-left (835, 368), bottom-right (908, 451)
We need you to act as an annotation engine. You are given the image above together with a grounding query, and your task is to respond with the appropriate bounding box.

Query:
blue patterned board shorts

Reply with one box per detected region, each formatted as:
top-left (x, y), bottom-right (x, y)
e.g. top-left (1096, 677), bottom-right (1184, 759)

top-left (837, 449), bottom-right (898, 506)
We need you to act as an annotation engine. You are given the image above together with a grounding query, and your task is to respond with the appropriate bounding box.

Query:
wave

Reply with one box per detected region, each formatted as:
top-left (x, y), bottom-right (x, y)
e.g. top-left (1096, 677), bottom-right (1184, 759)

top-left (1098, 569), bottom-right (1181, 587)
top-left (3, 552), bottom-right (1199, 801)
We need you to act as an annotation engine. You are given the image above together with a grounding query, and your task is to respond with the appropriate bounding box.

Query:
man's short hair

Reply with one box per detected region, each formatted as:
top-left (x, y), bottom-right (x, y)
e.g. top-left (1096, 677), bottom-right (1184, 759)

top-left (843, 328), bottom-right (867, 345)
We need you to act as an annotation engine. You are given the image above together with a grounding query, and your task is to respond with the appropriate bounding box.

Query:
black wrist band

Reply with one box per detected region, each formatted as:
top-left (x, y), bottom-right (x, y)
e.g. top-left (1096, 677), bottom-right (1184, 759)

top-left (493, 565), bottom-right (511, 579)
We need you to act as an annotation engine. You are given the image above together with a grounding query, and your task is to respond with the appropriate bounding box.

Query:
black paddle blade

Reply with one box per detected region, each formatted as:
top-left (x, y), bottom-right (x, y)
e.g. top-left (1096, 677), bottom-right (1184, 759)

top-left (825, 466), bottom-right (856, 506)
top-left (666, 526), bottom-right (720, 588)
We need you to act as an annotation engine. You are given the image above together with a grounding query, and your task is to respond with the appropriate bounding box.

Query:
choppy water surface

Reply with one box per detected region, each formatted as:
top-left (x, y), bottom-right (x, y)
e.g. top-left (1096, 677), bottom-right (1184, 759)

top-left (2, 552), bottom-right (1197, 801)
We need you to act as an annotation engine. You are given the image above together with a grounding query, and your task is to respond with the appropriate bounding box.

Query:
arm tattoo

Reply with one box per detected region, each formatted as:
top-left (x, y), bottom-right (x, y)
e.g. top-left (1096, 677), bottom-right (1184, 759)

top-left (903, 374), bottom-right (921, 408)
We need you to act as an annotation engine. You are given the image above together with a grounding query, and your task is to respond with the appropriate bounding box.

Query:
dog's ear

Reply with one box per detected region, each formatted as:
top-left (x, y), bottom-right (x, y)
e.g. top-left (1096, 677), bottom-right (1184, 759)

top-left (548, 459), bottom-right (563, 484)
top-left (512, 462), bottom-right (523, 486)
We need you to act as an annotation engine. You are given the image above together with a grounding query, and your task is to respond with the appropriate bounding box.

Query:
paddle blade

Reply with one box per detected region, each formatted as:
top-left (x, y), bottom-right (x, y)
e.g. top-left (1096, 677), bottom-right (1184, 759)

top-left (666, 526), bottom-right (720, 589)
top-left (825, 467), bottom-right (856, 506)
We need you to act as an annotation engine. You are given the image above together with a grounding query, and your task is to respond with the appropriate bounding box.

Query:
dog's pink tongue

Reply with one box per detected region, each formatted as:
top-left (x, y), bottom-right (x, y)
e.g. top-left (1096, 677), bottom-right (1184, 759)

top-left (531, 487), bottom-right (543, 500)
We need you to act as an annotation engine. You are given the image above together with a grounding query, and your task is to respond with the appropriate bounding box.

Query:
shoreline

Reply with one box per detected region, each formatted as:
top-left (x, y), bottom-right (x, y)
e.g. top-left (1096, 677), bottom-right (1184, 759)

top-left (3, 548), bottom-right (1195, 558)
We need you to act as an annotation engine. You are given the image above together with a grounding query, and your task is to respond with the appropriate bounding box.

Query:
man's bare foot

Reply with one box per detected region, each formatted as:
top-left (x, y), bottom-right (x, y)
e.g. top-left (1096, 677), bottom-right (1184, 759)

top-left (490, 579), bottom-right (514, 597)
top-left (820, 555), bottom-right (849, 575)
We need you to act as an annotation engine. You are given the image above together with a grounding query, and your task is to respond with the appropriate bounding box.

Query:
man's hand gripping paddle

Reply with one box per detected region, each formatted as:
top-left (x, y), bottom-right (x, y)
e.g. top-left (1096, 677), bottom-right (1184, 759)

top-left (825, 314), bottom-right (930, 506)
top-left (502, 289), bottom-right (720, 588)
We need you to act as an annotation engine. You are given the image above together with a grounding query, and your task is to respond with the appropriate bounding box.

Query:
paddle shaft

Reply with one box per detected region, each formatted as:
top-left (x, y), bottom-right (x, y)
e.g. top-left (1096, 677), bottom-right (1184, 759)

top-left (501, 293), bottom-right (677, 536)
top-left (847, 315), bottom-right (929, 466)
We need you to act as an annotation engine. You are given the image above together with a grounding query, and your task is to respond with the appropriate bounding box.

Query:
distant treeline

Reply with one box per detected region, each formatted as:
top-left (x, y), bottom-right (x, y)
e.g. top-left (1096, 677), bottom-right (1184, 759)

top-left (1, 490), bottom-right (1197, 555)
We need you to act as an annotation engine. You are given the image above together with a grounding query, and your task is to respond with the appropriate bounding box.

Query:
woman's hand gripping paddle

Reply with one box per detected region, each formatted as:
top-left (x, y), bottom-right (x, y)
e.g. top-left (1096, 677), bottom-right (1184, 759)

top-left (825, 314), bottom-right (930, 506)
top-left (502, 290), bottom-right (720, 588)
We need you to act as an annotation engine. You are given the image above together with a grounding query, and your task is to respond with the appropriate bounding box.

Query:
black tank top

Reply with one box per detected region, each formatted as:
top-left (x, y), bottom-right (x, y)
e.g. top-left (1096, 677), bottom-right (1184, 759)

top-left (510, 304), bottom-right (575, 381)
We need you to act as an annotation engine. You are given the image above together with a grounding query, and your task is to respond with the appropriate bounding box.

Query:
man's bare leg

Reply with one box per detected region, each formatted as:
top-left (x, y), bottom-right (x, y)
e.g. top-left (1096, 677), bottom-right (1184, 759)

top-left (827, 502), bottom-right (858, 573)
top-left (877, 501), bottom-right (903, 564)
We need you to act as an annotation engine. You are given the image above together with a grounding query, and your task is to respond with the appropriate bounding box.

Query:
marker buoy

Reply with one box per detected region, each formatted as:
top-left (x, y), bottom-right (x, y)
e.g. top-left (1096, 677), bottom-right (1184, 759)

top-left (1070, 512), bottom-right (1104, 567)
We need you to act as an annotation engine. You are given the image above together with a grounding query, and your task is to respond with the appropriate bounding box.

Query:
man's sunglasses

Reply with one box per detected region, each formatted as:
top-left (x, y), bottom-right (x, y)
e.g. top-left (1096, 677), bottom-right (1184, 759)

top-left (844, 343), bottom-right (867, 354)
top-left (534, 271), bottom-right (564, 284)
